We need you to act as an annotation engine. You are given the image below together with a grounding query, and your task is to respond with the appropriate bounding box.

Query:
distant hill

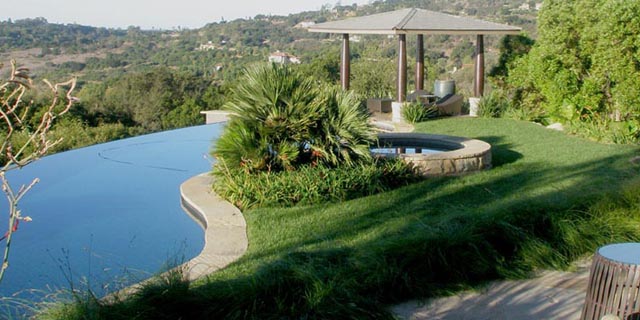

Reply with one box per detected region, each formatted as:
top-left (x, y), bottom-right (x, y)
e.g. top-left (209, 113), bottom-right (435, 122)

top-left (1, 0), bottom-right (537, 78)
top-left (0, 0), bottom-right (539, 153)
top-left (0, 17), bottom-right (127, 53)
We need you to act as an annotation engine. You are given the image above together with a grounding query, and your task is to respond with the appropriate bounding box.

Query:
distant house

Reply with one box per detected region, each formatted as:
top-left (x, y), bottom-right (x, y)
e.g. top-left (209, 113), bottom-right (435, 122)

top-left (268, 51), bottom-right (301, 64)
top-left (197, 41), bottom-right (216, 51)
top-left (294, 21), bottom-right (316, 29)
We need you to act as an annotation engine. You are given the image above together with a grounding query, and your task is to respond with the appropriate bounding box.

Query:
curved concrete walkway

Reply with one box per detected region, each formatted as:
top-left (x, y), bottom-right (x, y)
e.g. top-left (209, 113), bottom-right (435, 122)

top-left (179, 173), bottom-right (248, 281)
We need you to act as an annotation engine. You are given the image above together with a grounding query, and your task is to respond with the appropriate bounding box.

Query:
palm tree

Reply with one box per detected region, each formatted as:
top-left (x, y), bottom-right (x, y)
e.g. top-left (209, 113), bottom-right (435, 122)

top-left (312, 87), bottom-right (374, 167)
top-left (213, 63), bottom-right (374, 172)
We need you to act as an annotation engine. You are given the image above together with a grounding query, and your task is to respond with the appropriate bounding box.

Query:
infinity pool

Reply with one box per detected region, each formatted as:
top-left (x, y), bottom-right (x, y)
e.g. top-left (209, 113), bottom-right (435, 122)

top-left (0, 124), bottom-right (222, 313)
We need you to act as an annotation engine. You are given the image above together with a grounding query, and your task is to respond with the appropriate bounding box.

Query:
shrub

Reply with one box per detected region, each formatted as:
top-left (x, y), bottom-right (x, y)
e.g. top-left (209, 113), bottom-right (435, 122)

top-left (501, 0), bottom-right (640, 142)
top-left (211, 64), bottom-right (425, 208)
top-left (401, 102), bottom-right (438, 123)
top-left (213, 158), bottom-right (419, 210)
top-left (477, 90), bottom-right (511, 118)
top-left (568, 115), bottom-right (640, 144)
top-left (213, 63), bottom-right (375, 172)
top-left (47, 120), bottom-right (133, 153)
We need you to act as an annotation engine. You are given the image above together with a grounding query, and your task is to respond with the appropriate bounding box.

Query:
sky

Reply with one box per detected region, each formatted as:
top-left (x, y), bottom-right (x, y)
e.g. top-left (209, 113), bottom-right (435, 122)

top-left (1, 0), bottom-right (370, 30)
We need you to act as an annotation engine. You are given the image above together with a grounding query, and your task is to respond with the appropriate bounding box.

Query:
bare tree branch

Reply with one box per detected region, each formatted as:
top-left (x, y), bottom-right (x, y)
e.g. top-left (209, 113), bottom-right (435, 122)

top-left (0, 60), bottom-right (76, 284)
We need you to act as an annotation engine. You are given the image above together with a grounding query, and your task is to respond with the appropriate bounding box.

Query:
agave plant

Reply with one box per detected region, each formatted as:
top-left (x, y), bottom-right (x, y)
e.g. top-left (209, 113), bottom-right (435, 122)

top-left (213, 63), bottom-right (374, 172)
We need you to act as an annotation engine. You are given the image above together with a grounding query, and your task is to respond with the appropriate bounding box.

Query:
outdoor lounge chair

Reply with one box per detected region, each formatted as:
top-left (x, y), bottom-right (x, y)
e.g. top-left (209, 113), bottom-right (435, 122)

top-left (435, 94), bottom-right (463, 116)
top-left (406, 89), bottom-right (432, 103)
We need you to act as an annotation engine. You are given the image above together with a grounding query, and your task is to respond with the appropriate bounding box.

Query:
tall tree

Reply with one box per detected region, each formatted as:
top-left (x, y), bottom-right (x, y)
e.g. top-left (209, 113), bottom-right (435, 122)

top-left (506, 0), bottom-right (640, 130)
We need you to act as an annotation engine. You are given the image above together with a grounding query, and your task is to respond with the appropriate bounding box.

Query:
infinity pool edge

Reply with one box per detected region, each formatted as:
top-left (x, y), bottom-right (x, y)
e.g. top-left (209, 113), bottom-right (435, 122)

top-left (179, 173), bottom-right (248, 281)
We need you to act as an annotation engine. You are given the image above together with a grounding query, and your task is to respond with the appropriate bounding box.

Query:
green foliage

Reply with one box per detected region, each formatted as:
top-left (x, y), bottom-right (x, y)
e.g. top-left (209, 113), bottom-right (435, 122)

top-left (477, 90), bottom-right (511, 118)
top-left (314, 86), bottom-right (374, 166)
top-left (504, 0), bottom-right (640, 142)
top-left (489, 34), bottom-right (535, 87)
top-left (568, 115), bottom-right (640, 145)
top-left (449, 40), bottom-right (475, 65)
top-left (47, 118), bottom-right (93, 151)
top-left (75, 67), bottom-right (222, 131)
top-left (297, 47), bottom-right (341, 85)
top-left (0, 131), bottom-right (34, 165)
top-left (213, 158), bottom-right (419, 209)
top-left (0, 18), bottom-right (126, 52)
top-left (161, 98), bottom-right (205, 129)
top-left (213, 63), bottom-right (374, 172)
top-left (47, 119), bottom-right (133, 153)
top-left (401, 101), bottom-right (438, 123)
top-left (350, 57), bottom-right (395, 99)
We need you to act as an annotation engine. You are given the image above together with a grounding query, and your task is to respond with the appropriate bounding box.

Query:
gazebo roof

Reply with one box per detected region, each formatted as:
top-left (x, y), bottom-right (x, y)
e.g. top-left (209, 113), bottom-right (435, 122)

top-left (308, 8), bottom-right (521, 35)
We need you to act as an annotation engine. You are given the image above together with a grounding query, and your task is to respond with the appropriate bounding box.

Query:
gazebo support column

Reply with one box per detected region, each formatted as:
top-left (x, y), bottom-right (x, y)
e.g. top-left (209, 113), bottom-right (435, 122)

top-left (474, 34), bottom-right (485, 97)
top-left (341, 33), bottom-right (350, 90)
top-left (397, 34), bottom-right (407, 102)
top-left (416, 34), bottom-right (424, 91)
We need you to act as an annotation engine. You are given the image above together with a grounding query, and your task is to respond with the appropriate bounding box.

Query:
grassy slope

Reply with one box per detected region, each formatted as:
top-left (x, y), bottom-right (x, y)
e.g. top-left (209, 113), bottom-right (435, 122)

top-left (45, 118), bottom-right (640, 319)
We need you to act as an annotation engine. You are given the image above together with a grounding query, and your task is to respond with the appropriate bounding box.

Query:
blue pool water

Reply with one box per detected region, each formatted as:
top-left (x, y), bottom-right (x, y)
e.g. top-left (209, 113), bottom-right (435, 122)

top-left (370, 146), bottom-right (444, 155)
top-left (0, 124), bottom-right (222, 311)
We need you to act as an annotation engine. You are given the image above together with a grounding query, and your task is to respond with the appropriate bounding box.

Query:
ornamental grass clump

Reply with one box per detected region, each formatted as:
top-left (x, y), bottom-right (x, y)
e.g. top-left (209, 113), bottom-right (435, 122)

top-left (212, 63), bottom-right (418, 208)
top-left (401, 101), bottom-right (438, 123)
top-left (214, 158), bottom-right (419, 209)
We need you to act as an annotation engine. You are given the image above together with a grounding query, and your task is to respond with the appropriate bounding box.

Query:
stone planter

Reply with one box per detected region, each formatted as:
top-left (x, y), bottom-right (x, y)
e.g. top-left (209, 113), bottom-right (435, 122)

top-left (374, 133), bottom-right (492, 176)
top-left (469, 97), bottom-right (480, 117)
top-left (391, 101), bottom-right (404, 123)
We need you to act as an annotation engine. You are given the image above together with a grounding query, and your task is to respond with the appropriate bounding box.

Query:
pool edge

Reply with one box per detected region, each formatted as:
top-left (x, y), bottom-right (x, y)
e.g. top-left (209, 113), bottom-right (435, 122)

top-left (179, 172), bottom-right (248, 281)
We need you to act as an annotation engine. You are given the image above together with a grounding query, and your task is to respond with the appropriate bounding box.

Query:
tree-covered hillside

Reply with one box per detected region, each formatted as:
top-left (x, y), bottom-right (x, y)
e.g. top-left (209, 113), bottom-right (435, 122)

top-left (0, 17), bottom-right (128, 53)
top-left (1, 0), bottom-right (539, 152)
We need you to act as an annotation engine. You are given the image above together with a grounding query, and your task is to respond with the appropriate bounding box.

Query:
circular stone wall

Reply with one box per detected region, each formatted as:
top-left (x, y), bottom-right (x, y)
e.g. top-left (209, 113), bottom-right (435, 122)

top-left (375, 133), bottom-right (492, 176)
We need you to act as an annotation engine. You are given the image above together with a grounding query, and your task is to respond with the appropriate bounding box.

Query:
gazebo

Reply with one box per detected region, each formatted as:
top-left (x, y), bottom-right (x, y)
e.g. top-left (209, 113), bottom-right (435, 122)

top-left (308, 8), bottom-right (521, 102)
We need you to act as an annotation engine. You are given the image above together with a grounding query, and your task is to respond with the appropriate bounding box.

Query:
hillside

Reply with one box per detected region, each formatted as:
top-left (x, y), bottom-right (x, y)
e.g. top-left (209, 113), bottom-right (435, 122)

top-left (1, 0), bottom-right (537, 79)
top-left (0, 0), bottom-right (537, 152)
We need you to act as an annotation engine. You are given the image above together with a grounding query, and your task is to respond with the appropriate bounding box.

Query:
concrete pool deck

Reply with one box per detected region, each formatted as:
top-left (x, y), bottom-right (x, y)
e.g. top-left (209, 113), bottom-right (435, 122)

top-left (391, 261), bottom-right (591, 319)
top-left (179, 173), bottom-right (247, 281)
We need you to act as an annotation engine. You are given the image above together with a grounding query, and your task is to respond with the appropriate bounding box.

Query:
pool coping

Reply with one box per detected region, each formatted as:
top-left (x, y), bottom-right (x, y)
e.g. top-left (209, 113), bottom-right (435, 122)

top-left (375, 132), bottom-right (492, 176)
top-left (178, 172), bottom-right (248, 281)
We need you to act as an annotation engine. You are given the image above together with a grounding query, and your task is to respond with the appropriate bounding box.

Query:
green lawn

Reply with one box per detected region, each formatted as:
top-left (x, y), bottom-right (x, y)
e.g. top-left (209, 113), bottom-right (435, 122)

top-left (44, 118), bottom-right (640, 319)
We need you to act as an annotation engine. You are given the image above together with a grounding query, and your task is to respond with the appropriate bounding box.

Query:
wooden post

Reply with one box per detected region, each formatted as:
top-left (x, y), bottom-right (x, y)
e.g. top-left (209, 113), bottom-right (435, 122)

top-left (416, 34), bottom-right (424, 91)
top-left (397, 34), bottom-right (407, 102)
top-left (341, 33), bottom-right (350, 90)
top-left (474, 34), bottom-right (485, 97)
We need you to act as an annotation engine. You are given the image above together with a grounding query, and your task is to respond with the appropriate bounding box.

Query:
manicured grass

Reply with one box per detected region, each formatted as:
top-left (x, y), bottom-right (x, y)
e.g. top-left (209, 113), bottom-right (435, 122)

top-left (41, 118), bottom-right (640, 319)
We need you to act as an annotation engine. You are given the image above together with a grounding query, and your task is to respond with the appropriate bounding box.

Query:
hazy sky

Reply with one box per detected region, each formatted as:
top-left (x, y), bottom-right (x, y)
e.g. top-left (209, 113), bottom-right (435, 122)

top-left (2, 0), bottom-right (369, 30)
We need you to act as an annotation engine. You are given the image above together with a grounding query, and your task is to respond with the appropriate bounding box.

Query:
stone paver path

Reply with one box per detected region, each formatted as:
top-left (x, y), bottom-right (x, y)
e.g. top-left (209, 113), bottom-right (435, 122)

top-left (391, 262), bottom-right (591, 320)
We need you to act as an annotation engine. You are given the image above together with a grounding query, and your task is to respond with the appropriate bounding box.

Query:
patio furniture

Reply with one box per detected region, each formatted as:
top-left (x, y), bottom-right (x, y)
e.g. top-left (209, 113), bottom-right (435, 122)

top-left (367, 98), bottom-right (394, 113)
top-left (308, 8), bottom-right (522, 99)
top-left (407, 89), bottom-right (432, 103)
top-left (581, 243), bottom-right (640, 320)
top-left (435, 94), bottom-right (463, 116)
